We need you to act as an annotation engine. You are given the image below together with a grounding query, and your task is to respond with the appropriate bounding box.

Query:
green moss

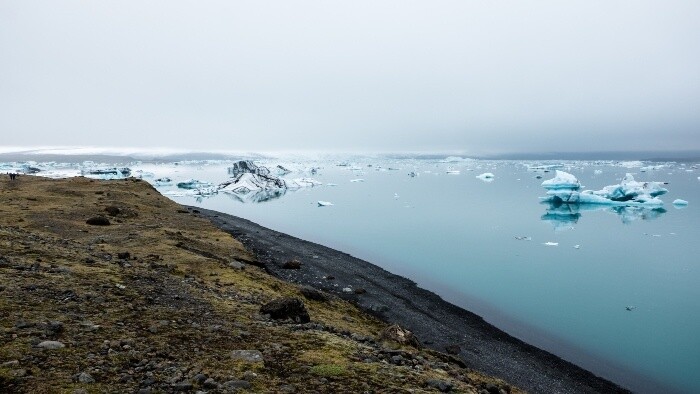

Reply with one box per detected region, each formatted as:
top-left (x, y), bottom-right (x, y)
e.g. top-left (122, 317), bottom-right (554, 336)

top-left (309, 364), bottom-right (347, 377)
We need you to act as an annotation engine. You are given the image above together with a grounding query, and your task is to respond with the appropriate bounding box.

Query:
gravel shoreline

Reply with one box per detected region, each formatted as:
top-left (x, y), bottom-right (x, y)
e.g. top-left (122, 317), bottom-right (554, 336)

top-left (194, 206), bottom-right (662, 394)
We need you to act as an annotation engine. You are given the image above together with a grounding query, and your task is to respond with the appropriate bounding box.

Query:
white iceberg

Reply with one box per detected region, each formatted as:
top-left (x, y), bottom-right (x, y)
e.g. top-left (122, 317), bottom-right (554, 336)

top-left (317, 201), bottom-right (333, 206)
top-left (541, 170), bottom-right (581, 190)
top-left (476, 172), bottom-right (494, 181)
top-left (177, 179), bottom-right (213, 189)
top-left (219, 173), bottom-right (286, 194)
top-left (541, 171), bottom-right (667, 206)
top-left (153, 177), bottom-right (173, 186)
top-left (672, 199), bottom-right (688, 206)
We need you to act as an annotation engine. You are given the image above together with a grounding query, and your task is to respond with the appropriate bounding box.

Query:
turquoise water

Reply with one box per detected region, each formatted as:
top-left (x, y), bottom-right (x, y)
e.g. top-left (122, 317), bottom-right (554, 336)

top-left (16, 157), bottom-right (700, 393)
top-left (162, 159), bottom-right (700, 393)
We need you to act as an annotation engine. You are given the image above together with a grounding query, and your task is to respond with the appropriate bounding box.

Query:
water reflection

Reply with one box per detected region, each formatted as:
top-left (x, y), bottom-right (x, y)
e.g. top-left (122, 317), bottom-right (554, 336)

top-left (541, 201), bottom-right (667, 229)
top-left (224, 189), bottom-right (287, 203)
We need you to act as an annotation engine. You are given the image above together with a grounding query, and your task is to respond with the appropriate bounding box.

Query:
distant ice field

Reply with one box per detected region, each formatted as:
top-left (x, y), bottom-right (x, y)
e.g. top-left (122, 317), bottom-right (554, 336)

top-left (3, 156), bottom-right (699, 394)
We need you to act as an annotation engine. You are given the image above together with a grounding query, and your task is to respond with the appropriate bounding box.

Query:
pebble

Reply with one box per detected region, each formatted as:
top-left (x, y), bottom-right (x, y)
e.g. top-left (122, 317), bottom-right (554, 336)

top-left (36, 340), bottom-right (65, 349)
top-left (231, 350), bottom-right (264, 363)
top-left (222, 380), bottom-right (251, 390)
top-left (77, 372), bottom-right (95, 383)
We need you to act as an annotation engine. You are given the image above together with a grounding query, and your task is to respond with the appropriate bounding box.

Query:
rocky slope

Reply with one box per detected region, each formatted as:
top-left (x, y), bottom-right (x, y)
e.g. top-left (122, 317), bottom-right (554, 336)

top-left (0, 176), bottom-right (519, 394)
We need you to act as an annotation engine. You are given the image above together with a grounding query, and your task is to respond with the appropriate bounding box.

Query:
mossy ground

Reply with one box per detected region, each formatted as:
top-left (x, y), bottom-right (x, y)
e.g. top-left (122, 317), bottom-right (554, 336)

top-left (0, 176), bottom-right (521, 393)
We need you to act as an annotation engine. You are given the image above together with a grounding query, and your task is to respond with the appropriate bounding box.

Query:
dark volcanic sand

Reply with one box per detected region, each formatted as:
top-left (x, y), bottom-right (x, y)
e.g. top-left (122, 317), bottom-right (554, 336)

top-left (193, 207), bottom-right (637, 394)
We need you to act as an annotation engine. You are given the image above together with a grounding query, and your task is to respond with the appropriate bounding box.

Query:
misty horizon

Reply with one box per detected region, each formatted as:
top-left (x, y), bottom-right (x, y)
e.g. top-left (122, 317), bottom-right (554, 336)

top-left (2, 1), bottom-right (699, 153)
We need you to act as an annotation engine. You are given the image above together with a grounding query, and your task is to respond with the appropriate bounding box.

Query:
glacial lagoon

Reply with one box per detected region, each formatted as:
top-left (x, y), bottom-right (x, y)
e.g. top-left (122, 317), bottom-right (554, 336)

top-left (5, 156), bottom-right (700, 393)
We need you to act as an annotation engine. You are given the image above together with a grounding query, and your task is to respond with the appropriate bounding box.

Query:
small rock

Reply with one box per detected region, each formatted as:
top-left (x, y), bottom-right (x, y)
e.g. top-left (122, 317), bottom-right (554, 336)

top-left (229, 260), bottom-right (245, 270)
top-left (260, 297), bottom-right (310, 323)
top-left (380, 325), bottom-right (420, 348)
top-left (36, 340), bottom-right (65, 349)
top-left (299, 286), bottom-right (329, 302)
top-left (203, 378), bottom-right (218, 389)
top-left (137, 389), bottom-right (152, 394)
top-left (445, 344), bottom-right (461, 355)
top-left (104, 206), bottom-right (121, 216)
top-left (231, 350), bottom-right (264, 363)
top-left (222, 380), bottom-right (251, 390)
top-left (282, 259), bottom-right (302, 269)
top-left (86, 216), bottom-right (110, 226)
top-left (47, 321), bottom-right (64, 335)
top-left (242, 371), bottom-right (257, 380)
top-left (77, 372), bottom-right (95, 383)
top-left (193, 373), bottom-right (207, 384)
top-left (426, 379), bottom-right (454, 392)
top-left (1, 360), bottom-right (19, 367)
top-left (172, 382), bottom-right (193, 392)
top-left (117, 252), bottom-right (131, 260)
top-left (354, 288), bottom-right (367, 294)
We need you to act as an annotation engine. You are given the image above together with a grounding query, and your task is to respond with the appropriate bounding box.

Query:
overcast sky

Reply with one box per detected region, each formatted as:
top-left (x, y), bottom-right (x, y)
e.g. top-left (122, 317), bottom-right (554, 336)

top-left (1, 1), bottom-right (699, 154)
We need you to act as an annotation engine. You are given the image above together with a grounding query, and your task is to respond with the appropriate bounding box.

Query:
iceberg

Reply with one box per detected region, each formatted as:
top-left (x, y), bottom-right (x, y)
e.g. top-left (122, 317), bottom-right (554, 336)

top-left (541, 170), bottom-right (580, 190)
top-left (81, 167), bottom-right (132, 179)
top-left (317, 201), bottom-right (333, 207)
top-left (227, 160), bottom-right (270, 177)
top-left (177, 179), bottom-right (213, 189)
top-left (153, 177), bottom-right (173, 186)
top-left (219, 173), bottom-right (286, 194)
top-left (673, 199), bottom-right (689, 206)
top-left (476, 172), bottom-right (494, 181)
top-left (541, 171), bottom-right (667, 206)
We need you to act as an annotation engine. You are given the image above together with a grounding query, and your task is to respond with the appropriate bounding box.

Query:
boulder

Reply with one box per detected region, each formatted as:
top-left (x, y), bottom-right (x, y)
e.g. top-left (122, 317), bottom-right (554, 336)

top-left (380, 324), bottom-right (420, 348)
top-left (282, 259), bottom-right (302, 269)
top-left (260, 297), bottom-right (310, 323)
top-left (86, 216), bottom-right (110, 226)
top-left (299, 286), bottom-right (329, 302)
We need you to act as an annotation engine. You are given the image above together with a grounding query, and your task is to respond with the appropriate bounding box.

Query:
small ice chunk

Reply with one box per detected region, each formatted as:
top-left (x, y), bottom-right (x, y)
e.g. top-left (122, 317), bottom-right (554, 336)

top-left (476, 172), bottom-right (494, 179)
top-left (543, 242), bottom-right (559, 246)
top-left (153, 177), bottom-right (173, 186)
top-left (573, 245), bottom-right (581, 249)
top-left (446, 169), bottom-right (460, 175)
top-left (514, 236), bottom-right (532, 241)
top-left (342, 287), bottom-right (353, 293)
top-left (115, 284), bottom-right (126, 289)
top-left (672, 199), bottom-right (689, 206)
top-left (625, 306), bottom-right (636, 311)
top-left (350, 178), bottom-right (364, 182)
top-left (394, 193), bottom-right (400, 199)
top-left (317, 201), bottom-right (333, 207)
top-left (594, 169), bottom-right (603, 175)
top-left (326, 183), bottom-right (338, 186)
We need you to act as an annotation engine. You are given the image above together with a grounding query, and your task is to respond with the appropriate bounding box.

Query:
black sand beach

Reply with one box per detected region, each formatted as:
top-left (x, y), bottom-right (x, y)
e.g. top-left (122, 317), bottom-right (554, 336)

top-left (193, 207), bottom-right (643, 394)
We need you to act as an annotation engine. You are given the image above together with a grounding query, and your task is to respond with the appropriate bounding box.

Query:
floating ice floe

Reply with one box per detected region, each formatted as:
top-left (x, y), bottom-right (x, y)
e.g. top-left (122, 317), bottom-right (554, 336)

top-left (326, 183), bottom-right (338, 186)
top-left (81, 167), bottom-right (132, 180)
top-left (573, 245), bottom-right (581, 249)
top-left (514, 236), bottom-right (532, 241)
top-left (350, 178), bottom-right (364, 183)
top-left (476, 172), bottom-right (494, 181)
top-left (317, 201), bottom-right (333, 207)
top-left (446, 169), bottom-right (460, 175)
top-left (153, 177), bottom-right (173, 186)
top-left (672, 199), bottom-right (689, 206)
top-left (408, 171), bottom-right (418, 177)
top-left (541, 171), bottom-right (667, 206)
top-left (177, 179), bottom-right (213, 189)
top-left (288, 178), bottom-right (323, 189)
top-left (527, 164), bottom-right (564, 172)
top-left (543, 242), bottom-right (559, 246)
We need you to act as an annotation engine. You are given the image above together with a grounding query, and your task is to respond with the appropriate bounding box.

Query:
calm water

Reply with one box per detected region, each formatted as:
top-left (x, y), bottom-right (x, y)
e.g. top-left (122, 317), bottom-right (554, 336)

top-left (14, 157), bottom-right (700, 393)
